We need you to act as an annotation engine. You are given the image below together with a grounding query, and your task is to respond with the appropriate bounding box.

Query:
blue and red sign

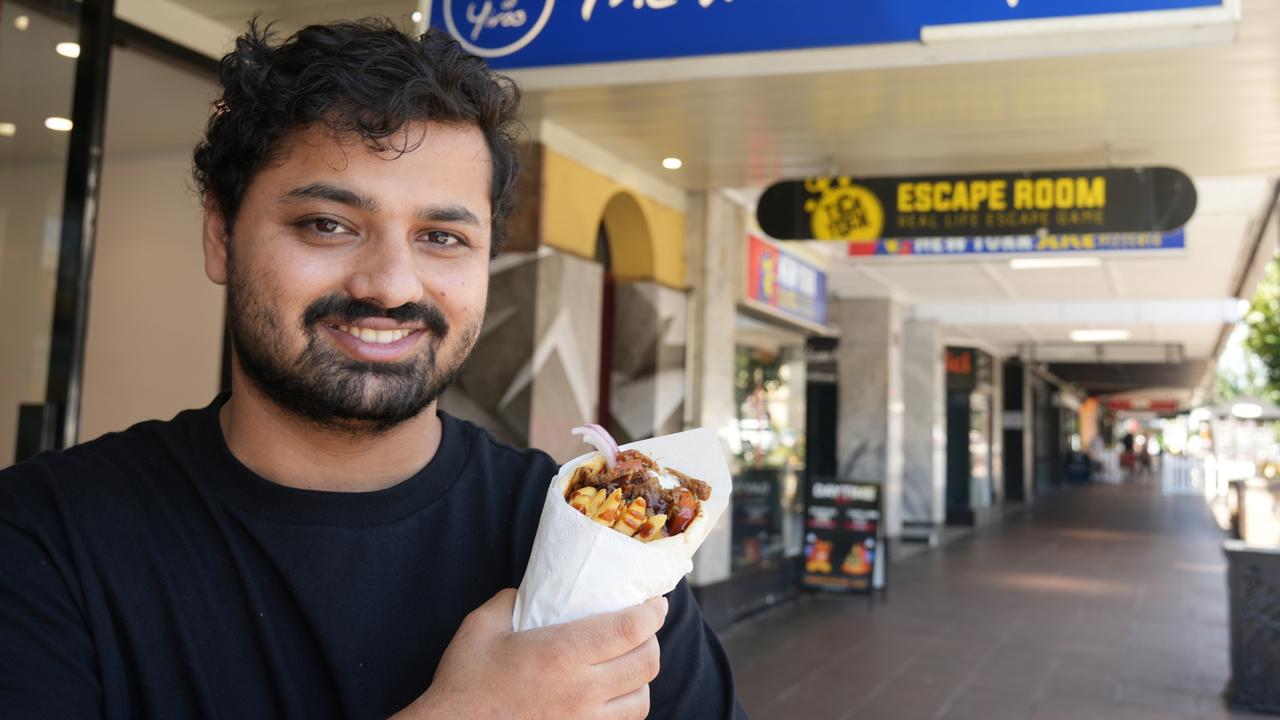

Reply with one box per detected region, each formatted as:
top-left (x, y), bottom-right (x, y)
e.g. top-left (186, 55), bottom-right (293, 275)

top-left (431, 1), bottom-right (1223, 70)
top-left (747, 234), bottom-right (827, 326)
top-left (847, 230), bottom-right (1186, 257)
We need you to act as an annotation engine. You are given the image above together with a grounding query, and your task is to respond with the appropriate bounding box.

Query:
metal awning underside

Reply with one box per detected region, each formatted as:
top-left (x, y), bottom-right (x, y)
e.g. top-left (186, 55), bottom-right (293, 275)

top-left (1047, 360), bottom-right (1210, 396)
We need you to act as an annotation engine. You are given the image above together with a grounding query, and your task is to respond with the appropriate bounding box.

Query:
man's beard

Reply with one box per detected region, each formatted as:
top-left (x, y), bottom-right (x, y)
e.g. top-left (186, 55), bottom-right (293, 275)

top-left (225, 252), bottom-right (479, 435)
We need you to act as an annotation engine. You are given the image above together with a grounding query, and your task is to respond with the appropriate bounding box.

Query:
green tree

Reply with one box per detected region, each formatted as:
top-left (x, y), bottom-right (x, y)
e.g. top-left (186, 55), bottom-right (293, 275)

top-left (1243, 257), bottom-right (1280, 402)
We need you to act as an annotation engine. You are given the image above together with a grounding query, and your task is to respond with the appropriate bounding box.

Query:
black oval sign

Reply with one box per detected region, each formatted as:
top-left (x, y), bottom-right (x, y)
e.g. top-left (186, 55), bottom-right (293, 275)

top-left (756, 167), bottom-right (1196, 241)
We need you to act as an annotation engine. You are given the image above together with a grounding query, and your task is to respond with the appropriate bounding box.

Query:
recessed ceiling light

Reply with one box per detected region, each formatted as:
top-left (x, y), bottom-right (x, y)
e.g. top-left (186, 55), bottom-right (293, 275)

top-left (662, 157), bottom-right (683, 170)
top-left (412, 10), bottom-right (424, 22)
top-left (44, 117), bottom-right (73, 132)
top-left (0, 123), bottom-right (15, 137)
top-left (1070, 329), bottom-right (1130, 343)
top-left (1009, 257), bottom-right (1101, 270)
top-left (14, 15), bottom-right (30, 31)
top-left (56, 42), bottom-right (81, 58)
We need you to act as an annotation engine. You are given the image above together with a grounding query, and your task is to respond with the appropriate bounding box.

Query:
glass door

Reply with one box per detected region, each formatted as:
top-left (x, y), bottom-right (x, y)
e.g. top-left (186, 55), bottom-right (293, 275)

top-left (0, 2), bottom-right (82, 463)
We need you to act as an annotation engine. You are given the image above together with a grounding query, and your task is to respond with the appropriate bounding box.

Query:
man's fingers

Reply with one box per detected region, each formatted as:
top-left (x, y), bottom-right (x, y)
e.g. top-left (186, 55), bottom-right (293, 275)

top-left (568, 596), bottom-right (667, 665)
top-left (589, 634), bottom-right (660, 699)
top-left (594, 684), bottom-right (650, 720)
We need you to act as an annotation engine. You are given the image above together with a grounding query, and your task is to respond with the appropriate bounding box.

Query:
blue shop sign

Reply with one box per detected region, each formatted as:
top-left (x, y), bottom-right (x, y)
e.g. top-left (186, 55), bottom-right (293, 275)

top-left (747, 234), bottom-right (827, 326)
top-left (431, 1), bottom-right (1222, 69)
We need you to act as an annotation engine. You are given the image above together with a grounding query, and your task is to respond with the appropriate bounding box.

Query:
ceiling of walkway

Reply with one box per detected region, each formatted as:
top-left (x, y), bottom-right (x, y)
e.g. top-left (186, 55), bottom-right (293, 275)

top-left (157, 0), bottom-right (1280, 185)
top-left (514, 1), bottom-right (1280, 187)
top-left (14, 0), bottom-right (1280, 401)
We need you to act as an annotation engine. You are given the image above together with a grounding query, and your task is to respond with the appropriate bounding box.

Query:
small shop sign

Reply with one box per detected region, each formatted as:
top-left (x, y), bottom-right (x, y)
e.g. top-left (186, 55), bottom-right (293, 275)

top-left (745, 234), bottom-right (827, 327)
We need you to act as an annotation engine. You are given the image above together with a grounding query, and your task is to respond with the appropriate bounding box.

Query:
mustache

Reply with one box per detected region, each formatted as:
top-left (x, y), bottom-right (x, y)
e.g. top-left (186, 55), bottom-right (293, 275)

top-left (301, 293), bottom-right (450, 337)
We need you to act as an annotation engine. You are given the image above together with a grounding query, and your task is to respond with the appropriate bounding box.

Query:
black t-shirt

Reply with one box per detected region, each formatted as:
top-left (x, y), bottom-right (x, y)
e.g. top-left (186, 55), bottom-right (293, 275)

top-left (0, 395), bottom-right (744, 719)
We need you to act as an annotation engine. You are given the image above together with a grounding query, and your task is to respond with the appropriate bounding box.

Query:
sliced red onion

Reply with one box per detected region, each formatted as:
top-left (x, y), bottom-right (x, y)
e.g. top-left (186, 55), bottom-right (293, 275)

top-left (571, 424), bottom-right (619, 469)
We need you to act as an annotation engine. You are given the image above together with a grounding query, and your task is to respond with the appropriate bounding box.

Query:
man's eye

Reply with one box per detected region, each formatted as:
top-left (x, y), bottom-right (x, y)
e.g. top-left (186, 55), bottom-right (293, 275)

top-left (308, 218), bottom-right (350, 235)
top-left (425, 230), bottom-right (465, 247)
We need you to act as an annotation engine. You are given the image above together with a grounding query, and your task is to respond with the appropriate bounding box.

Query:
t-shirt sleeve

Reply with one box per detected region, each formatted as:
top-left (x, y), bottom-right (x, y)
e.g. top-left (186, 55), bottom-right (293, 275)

top-left (650, 578), bottom-right (748, 719)
top-left (0, 474), bottom-right (102, 717)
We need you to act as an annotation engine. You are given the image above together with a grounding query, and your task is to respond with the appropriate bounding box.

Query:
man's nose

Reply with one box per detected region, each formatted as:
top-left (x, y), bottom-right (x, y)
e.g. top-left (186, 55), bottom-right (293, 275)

top-left (345, 233), bottom-right (424, 311)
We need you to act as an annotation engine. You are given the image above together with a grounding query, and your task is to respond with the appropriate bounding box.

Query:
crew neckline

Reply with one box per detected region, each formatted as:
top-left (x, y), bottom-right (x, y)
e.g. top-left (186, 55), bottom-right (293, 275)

top-left (193, 393), bottom-right (472, 526)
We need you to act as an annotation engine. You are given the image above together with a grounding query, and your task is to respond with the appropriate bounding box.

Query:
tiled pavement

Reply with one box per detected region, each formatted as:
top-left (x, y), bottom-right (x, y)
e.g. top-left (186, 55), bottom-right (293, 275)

top-left (721, 485), bottom-right (1249, 719)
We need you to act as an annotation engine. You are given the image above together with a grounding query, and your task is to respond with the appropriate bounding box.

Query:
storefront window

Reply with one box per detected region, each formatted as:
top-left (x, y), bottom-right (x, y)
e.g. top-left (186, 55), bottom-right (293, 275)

top-left (728, 344), bottom-right (806, 570)
top-left (0, 2), bottom-right (80, 463)
top-left (969, 393), bottom-right (992, 508)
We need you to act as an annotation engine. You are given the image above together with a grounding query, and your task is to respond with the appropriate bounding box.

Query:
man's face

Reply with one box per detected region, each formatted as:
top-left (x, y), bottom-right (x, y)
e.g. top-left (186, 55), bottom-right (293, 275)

top-left (207, 121), bottom-right (492, 434)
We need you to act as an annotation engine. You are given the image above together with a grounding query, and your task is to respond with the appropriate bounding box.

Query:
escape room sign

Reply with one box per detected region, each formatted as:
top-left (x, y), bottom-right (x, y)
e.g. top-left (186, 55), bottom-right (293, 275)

top-left (756, 167), bottom-right (1197, 242)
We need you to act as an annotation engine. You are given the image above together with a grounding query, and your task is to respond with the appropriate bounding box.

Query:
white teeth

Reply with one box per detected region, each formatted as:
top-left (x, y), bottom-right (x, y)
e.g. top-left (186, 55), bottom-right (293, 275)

top-left (336, 325), bottom-right (411, 344)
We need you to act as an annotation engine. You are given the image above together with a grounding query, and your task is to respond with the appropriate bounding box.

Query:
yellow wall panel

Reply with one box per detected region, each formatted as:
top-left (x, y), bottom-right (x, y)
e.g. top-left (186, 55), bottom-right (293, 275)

top-left (540, 148), bottom-right (686, 289)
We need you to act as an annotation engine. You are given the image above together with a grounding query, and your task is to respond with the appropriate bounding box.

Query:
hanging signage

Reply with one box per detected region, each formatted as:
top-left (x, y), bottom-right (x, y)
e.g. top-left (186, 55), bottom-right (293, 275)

top-left (746, 234), bottom-right (827, 326)
top-left (756, 167), bottom-right (1197, 242)
top-left (847, 230), bottom-right (1185, 258)
top-left (946, 348), bottom-right (975, 392)
top-left (431, 1), bottom-right (1224, 70)
top-left (1107, 399), bottom-right (1179, 412)
top-left (802, 479), bottom-right (883, 593)
top-left (946, 347), bottom-right (992, 392)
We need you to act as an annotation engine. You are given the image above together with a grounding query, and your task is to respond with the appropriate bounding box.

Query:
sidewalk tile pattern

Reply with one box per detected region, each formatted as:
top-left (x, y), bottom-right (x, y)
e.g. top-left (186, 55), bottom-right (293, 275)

top-left (721, 485), bottom-right (1249, 719)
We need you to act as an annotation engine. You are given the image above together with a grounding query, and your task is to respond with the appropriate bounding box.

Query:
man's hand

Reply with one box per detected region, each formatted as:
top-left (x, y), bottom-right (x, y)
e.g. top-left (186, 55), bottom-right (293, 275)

top-left (398, 589), bottom-right (667, 720)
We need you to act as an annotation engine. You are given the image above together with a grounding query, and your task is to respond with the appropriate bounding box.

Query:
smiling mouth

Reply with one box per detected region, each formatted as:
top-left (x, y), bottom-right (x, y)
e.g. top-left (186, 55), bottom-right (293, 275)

top-left (331, 324), bottom-right (421, 345)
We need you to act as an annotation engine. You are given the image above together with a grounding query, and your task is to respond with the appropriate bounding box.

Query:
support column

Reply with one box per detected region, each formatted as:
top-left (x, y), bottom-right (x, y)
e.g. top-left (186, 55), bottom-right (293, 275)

top-left (834, 297), bottom-right (905, 539)
top-left (685, 190), bottom-right (743, 589)
top-left (1023, 367), bottom-right (1038, 499)
top-left (901, 319), bottom-right (945, 539)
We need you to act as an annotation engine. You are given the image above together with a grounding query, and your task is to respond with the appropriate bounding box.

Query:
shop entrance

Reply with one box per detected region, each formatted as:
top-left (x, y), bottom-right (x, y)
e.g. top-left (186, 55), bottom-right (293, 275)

top-left (4, 4), bottom-right (219, 462)
top-left (722, 315), bottom-right (809, 618)
top-left (78, 38), bottom-right (222, 444)
top-left (944, 347), bottom-right (995, 525)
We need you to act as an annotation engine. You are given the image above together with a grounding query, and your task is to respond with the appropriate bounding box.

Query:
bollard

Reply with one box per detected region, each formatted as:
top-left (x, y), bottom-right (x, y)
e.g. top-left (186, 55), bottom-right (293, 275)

top-left (1229, 479), bottom-right (1247, 541)
top-left (1223, 540), bottom-right (1280, 714)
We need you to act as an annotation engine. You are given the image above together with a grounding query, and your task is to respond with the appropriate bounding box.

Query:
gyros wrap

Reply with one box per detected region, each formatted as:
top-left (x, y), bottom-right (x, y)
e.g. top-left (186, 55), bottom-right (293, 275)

top-left (512, 427), bottom-right (731, 631)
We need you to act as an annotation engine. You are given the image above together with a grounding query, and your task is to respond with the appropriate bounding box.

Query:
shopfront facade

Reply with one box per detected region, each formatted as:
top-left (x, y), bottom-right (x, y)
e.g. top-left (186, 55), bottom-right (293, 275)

top-left (2, 0), bottom-right (1235, 633)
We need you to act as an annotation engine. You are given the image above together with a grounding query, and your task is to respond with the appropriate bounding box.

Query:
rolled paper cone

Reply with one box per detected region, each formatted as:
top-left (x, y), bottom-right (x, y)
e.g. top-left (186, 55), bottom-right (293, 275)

top-left (511, 427), bottom-right (732, 631)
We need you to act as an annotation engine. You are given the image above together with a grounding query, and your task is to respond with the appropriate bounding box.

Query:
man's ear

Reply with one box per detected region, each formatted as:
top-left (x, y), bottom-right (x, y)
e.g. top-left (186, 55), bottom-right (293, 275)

top-left (202, 199), bottom-right (230, 286)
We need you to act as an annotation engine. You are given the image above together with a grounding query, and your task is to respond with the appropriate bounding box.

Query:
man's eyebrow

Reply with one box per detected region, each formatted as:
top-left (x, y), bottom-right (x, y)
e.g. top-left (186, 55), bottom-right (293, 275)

top-left (281, 182), bottom-right (379, 213)
top-left (417, 204), bottom-right (483, 229)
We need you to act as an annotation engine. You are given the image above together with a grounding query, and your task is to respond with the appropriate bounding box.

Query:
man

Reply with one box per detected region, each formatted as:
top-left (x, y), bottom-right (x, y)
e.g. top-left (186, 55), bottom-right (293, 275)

top-left (0, 20), bottom-right (744, 719)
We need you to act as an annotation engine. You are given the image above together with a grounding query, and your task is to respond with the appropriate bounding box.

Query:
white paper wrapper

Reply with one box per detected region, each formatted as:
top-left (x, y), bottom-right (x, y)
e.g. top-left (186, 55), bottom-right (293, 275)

top-left (512, 427), bottom-right (731, 631)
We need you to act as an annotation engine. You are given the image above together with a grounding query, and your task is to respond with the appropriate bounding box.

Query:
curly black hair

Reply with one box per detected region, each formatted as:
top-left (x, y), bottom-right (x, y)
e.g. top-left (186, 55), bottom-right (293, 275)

top-left (193, 19), bottom-right (522, 254)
